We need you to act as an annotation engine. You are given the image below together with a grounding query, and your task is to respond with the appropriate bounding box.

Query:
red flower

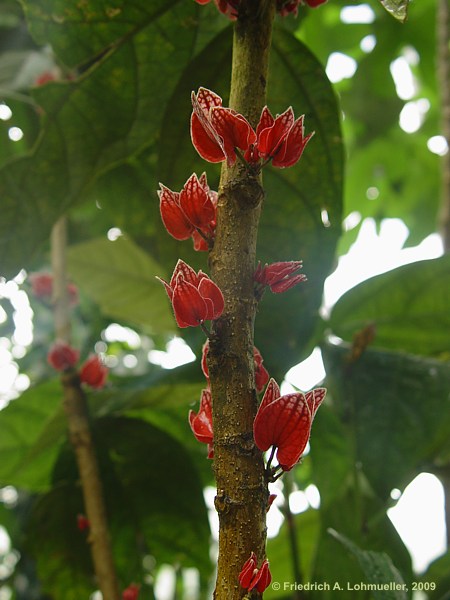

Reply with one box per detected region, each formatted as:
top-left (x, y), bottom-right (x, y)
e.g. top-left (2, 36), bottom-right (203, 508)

top-left (79, 355), bottom-right (108, 389)
top-left (122, 583), bottom-right (141, 600)
top-left (194, 0), bottom-right (240, 19)
top-left (189, 388), bottom-right (214, 458)
top-left (47, 341), bottom-right (80, 371)
top-left (249, 106), bottom-right (314, 168)
top-left (157, 260), bottom-right (224, 328)
top-left (253, 378), bottom-right (326, 470)
top-left (158, 173), bottom-right (217, 250)
top-left (239, 552), bottom-right (272, 593)
top-left (201, 341), bottom-right (269, 393)
top-left (191, 88), bottom-right (256, 166)
top-left (76, 514), bottom-right (90, 532)
top-left (29, 272), bottom-right (79, 306)
top-left (254, 260), bottom-right (307, 294)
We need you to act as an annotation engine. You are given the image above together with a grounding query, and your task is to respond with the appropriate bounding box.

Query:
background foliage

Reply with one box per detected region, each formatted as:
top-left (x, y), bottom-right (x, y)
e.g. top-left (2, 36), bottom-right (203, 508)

top-left (0, 0), bottom-right (448, 598)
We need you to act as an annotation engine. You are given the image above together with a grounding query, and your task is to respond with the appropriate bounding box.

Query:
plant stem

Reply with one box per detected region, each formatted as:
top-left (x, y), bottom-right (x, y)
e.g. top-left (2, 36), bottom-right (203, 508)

top-left (51, 218), bottom-right (121, 600)
top-left (207, 2), bottom-right (276, 598)
top-left (437, 0), bottom-right (450, 251)
top-left (282, 473), bottom-right (305, 600)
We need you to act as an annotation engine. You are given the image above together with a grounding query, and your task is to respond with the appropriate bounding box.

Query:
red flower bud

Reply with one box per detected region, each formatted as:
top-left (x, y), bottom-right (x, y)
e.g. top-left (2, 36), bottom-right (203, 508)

top-left (191, 88), bottom-right (256, 166)
top-left (47, 341), bottom-right (80, 371)
top-left (189, 389), bottom-right (214, 457)
top-left (157, 260), bottom-right (224, 328)
top-left (122, 583), bottom-right (140, 600)
top-left (79, 355), bottom-right (108, 389)
top-left (254, 260), bottom-right (307, 295)
top-left (253, 378), bottom-right (326, 470)
top-left (29, 272), bottom-right (79, 306)
top-left (239, 553), bottom-right (272, 593)
top-left (76, 514), bottom-right (90, 531)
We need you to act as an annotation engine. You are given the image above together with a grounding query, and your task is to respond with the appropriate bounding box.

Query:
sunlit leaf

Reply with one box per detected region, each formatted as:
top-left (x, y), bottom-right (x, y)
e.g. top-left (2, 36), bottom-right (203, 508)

top-left (378, 0), bottom-right (410, 22)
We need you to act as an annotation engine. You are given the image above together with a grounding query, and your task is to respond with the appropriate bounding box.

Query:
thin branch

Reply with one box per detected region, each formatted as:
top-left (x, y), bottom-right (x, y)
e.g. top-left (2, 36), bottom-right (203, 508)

top-left (51, 217), bottom-right (121, 600)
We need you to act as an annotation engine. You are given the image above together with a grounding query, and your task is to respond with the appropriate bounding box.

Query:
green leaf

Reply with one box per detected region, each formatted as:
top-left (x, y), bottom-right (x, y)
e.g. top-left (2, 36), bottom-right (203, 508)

top-left (420, 551), bottom-right (450, 600)
top-left (26, 416), bottom-right (211, 599)
top-left (329, 256), bottom-right (450, 357)
top-left (329, 529), bottom-right (408, 599)
top-left (67, 236), bottom-right (175, 334)
top-left (378, 0), bottom-right (410, 23)
top-left (0, 0), bottom-right (223, 278)
top-left (322, 341), bottom-right (450, 499)
top-left (0, 380), bottom-right (65, 491)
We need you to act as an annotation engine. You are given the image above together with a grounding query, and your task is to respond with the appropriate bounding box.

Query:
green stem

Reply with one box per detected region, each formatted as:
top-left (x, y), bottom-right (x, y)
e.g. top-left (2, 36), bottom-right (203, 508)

top-left (207, 2), bottom-right (276, 599)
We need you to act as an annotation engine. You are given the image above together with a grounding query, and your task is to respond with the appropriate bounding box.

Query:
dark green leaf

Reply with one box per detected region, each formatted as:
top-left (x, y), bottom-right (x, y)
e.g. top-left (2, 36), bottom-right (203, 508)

top-left (0, 380), bottom-right (65, 491)
top-left (322, 341), bottom-right (450, 499)
top-left (329, 256), bottom-right (450, 357)
top-left (27, 416), bottom-right (211, 598)
top-left (420, 551), bottom-right (450, 600)
top-left (329, 529), bottom-right (408, 599)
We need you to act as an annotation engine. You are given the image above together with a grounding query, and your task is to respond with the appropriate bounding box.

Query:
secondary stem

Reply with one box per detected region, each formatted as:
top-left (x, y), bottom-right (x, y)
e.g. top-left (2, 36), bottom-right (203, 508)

top-left (207, 2), bottom-right (276, 598)
top-left (51, 218), bottom-right (121, 600)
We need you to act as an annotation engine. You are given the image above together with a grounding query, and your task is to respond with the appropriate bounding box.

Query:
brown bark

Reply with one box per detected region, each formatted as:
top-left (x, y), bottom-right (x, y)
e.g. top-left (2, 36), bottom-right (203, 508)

top-left (51, 218), bottom-right (121, 600)
top-left (437, 0), bottom-right (450, 251)
top-left (207, 2), bottom-right (276, 598)
top-left (61, 371), bottom-right (121, 600)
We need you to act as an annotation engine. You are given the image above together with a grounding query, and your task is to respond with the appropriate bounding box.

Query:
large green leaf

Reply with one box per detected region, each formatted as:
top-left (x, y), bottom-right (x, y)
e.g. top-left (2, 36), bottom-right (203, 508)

top-left (0, 0), bottom-right (225, 278)
top-left (0, 380), bottom-right (65, 491)
top-left (329, 529), bottom-right (408, 599)
top-left (322, 341), bottom-right (450, 500)
top-left (26, 416), bottom-right (211, 599)
top-left (329, 256), bottom-right (450, 357)
top-left (67, 236), bottom-right (175, 334)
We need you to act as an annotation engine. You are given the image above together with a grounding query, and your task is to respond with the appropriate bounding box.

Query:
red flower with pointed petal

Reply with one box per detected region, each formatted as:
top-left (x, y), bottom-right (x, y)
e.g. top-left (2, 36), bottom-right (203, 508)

top-left (254, 260), bottom-right (307, 295)
top-left (239, 553), bottom-right (272, 593)
top-left (79, 355), bottom-right (108, 389)
top-left (158, 173), bottom-right (217, 251)
top-left (250, 106), bottom-right (314, 168)
top-left (253, 378), bottom-right (326, 470)
top-left (189, 388), bottom-right (214, 457)
top-left (157, 260), bottom-right (224, 328)
top-left (179, 173), bottom-right (216, 231)
top-left (191, 88), bottom-right (256, 166)
top-left (77, 514), bottom-right (90, 532)
top-left (158, 184), bottom-right (194, 241)
top-left (47, 341), bottom-right (80, 371)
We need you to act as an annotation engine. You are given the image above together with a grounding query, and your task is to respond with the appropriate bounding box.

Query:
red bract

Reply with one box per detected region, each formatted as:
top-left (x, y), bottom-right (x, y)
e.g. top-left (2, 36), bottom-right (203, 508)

top-left (79, 355), bottom-right (108, 389)
top-left (191, 88), bottom-right (256, 166)
top-left (254, 260), bottom-right (307, 294)
top-left (122, 583), bottom-right (141, 600)
top-left (239, 552), bottom-right (272, 593)
top-left (194, 0), bottom-right (240, 19)
top-left (189, 388), bottom-right (214, 458)
top-left (47, 341), bottom-right (79, 371)
top-left (201, 341), bottom-right (269, 393)
top-left (251, 106), bottom-right (314, 168)
top-left (253, 378), bottom-right (326, 470)
top-left (157, 260), bottom-right (224, 328)
top-left (29, 272), bottom-right (79, 306)
top-left (158, 173), bottom-right (217, 251)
